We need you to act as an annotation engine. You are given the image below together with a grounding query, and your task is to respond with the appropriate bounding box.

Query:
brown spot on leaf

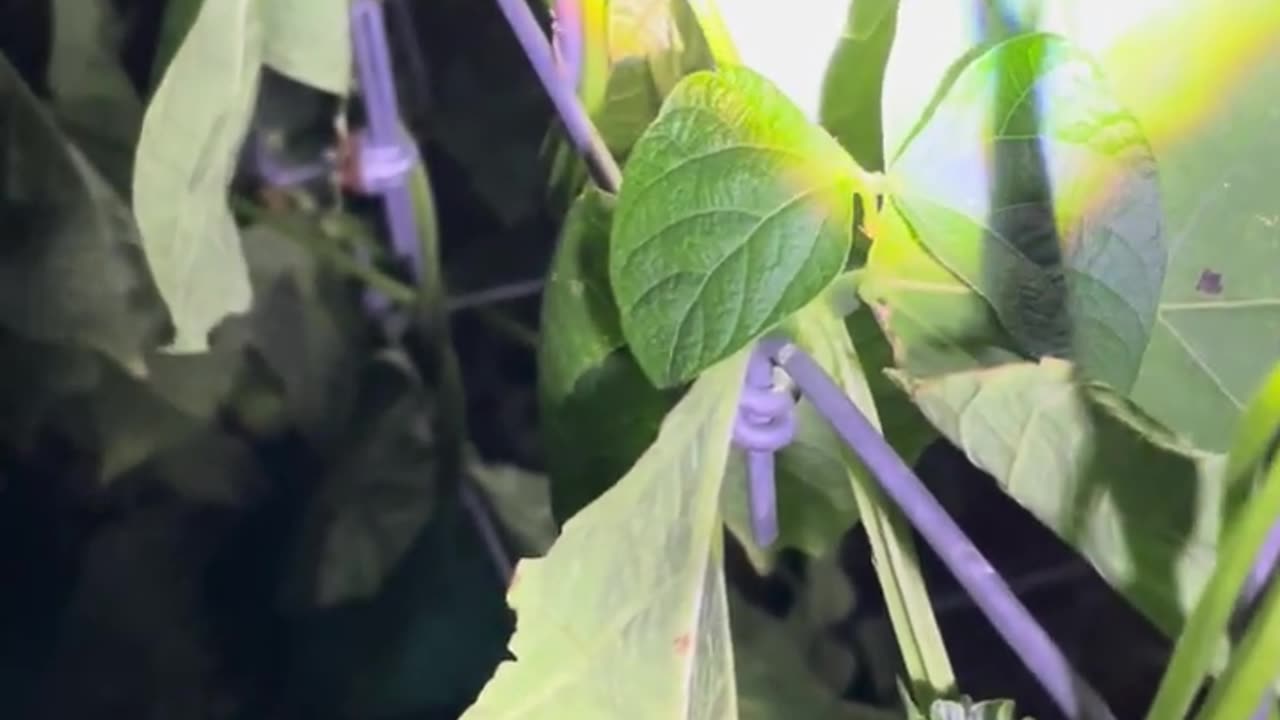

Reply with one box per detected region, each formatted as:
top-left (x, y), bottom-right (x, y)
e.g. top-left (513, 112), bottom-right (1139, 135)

top-left (1197, 269), bottom-right (1224, 295)
top-left (673, 633), bottom-right (692, 657)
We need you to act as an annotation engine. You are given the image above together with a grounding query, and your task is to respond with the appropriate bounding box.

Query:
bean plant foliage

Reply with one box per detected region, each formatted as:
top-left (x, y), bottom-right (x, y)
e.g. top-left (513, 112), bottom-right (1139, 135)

top-left (1, 0), bottom-right (1278, 719)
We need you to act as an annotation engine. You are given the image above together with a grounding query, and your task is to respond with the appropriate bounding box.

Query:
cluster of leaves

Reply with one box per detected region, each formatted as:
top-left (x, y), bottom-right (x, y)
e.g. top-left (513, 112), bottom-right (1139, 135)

top-left (478, 0), bottom-right (1280, 717)
top-left (3, 0), bottom-right (1279, 718)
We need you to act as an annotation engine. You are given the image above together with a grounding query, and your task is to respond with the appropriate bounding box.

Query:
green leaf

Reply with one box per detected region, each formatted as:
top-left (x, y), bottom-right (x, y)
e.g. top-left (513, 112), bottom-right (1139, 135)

top-left (0, 54), bottom-right (166, 373)
top-left (889, 32), bottom-right (1166, 392)
top-left (461, 351), bottom-right (748, 719)
top-left (262, 0), bottom-right (350, 95)
top-left (1192, 554), bottom-right (1280, 720)
top-left (537, 187), bottom-right (682, 522)
top-left (890, 358), bottom-right (1229, 638)
top-left (611, 65), bottom-right (861, 387)
top-left (47, 0), bottom-right (143, 191)
top-left (885, 32), bottom-right (1167, 392)
top-left (1129, 112), bottom-right (1280, 452)
top-left (133, 0), bottom-right (263, 353)
top-left (857, 202), bottom-right (1024, 377)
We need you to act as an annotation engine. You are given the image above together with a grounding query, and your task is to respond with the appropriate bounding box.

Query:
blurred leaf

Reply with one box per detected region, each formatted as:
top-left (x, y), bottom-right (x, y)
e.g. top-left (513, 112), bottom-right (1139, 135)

top-left (284, 352), bottom-right (437, 608)
top-left (468, 462), bottom-right (558, 557)
top-left (819, 0), bottom-right (899, 168)
top-left (891, 358), bottom-right (1229, 638)
top-left (908, 695), bottom-right (1028, 720)
top-left (0, 54), bottom-right (166, 373)
top-left (262, 0), bottom-right (350, 95)
top-left (732, 560), bottom-right (894, 720)
top-left (461, 352), bottom-right (748, 719)
top-left (611, 66), bottom-right (861, 387)
top-left (538, 187), bottom-right (680, 522)
top-left (288, 499), bottom-right (513, 717)
top-left (47, 0), bottom-right (143, 191)
top-left (890, 32), bottom-right (1165, 392)
top-left (133, 0), bottom-right (262, 352)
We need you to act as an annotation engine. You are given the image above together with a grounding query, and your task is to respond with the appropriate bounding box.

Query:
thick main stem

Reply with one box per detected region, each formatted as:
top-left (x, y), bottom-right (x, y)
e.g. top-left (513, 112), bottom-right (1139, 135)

top-left (493, 0), bottom-right (622, 193)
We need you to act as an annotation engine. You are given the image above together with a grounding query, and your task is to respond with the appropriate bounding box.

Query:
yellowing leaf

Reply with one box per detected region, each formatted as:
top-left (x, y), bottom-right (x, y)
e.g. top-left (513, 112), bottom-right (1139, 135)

top-left (461, 352), bottom-right (748, 719)
top-left (132, 0), bottom-right (261, 352)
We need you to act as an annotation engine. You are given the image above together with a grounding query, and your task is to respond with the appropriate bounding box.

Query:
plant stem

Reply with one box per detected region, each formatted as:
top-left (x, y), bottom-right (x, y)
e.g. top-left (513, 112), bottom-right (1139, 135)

top-left (493, 0), bottom-right (622, 193)
top-left (770, 340), bottom-right (1117, 720)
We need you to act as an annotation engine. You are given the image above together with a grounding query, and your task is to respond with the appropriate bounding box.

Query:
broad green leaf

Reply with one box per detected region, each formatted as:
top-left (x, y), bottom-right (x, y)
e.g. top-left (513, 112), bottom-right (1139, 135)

top-left (133, 0), bottom-right (262, 353)
top-left (262, 0), bottom-right (351, 95)
top-left (0, 54), bottom-right (167, 373)
top-left (611, 66), bottom-right (861, 387)
top-left (461, 352), bottom-right (748, 719)
top-left (889, 32), bottom-right (1165, 392)
top-left (1147, 363), bottom-right (1280, 720)
top-left (47, 0), bottom-right (143, 191)
top-left (537, 187), bottom-right (681, 522)
top-left (890, 358), bottom-right (1228, 638)
top-left (1128, 49), bottom-right (1280, 452)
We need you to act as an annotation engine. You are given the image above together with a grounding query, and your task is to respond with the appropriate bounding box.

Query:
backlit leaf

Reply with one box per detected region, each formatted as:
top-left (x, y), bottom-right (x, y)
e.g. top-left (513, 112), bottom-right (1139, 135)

top-left (890, 32), bottom-right (1165, 392)
top-left (891, 358), bottom-right (1228, 637)
top-left (611, 66), bottom-right (862, 387)
top-left (857, 202), bottom-right (1024, 377)
top-left (461, 352), bottom-right (748, 719)
top-left (133, 0), bottom-right (262, 352)
top-left (1128, 48), bottom-right (1280, 452)
top-left (262, 0), bottom-right (350, 95)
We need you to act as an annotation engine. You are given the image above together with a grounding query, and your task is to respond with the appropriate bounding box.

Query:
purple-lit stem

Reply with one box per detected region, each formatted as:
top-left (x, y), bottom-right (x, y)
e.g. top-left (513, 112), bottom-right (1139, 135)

top-left (493, 0), bottom-right (622, 193)
top-left (351, 0), bottom-right (423, 302)
top-left (1236, 520), bottom-right (1280, 720)
top-left (551, 0), bottom-right (584, 86)
top-left (768, 340), bottom-right (1117, 720)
